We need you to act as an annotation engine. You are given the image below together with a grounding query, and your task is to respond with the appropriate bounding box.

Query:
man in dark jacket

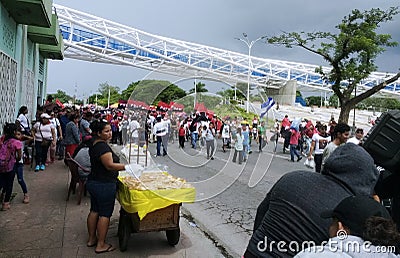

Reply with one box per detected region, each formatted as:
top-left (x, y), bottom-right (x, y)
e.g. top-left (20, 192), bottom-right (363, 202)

top-left (244, 143), bottom-right (380, 257)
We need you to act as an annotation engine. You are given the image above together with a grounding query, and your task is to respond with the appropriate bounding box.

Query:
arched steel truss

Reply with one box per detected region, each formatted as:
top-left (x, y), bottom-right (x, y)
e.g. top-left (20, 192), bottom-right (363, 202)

top-left (55, 4), bottom-right (400, 96)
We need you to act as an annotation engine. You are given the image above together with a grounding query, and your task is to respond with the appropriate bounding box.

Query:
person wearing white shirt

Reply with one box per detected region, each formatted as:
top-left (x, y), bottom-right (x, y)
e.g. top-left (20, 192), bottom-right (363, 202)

top-left (129, 116), bottom-right (140, 145)
top-left (48, 112), bottom-right (62, 163)
top-left (307, 125), bottom-right (331, 173)
top-left (205, 123), bottom-right (216, 160)
top-left (162, 115), bottom-right (171, 152)
top-left (153, 116), bottom-right (167, 156)
top-left (347, 128), bottom-right (364, 146)
top-left (16, 106), bottom-right (31, 135)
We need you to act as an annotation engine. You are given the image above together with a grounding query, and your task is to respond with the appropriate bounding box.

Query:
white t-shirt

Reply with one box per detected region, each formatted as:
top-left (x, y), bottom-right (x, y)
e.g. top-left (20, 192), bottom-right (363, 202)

top-left (322, 142), bottom-right (340, 168)
top-left (347, 137), bottom-right (360, 145)
top-left (50, 117), bottom-right (61, 140)
top-left (129, 120), bottom-right (140, 138)
top-left (17, 114), bottom-right (30, 129)
top-left (163, 119), bottom-right (171, 134)
top-left (221, 124), bottom-right (230, 138)
top-left (311, 133), bottom-right (331, 155)
top-left (205, 128), bottom-right (215, 141)
top-left (33, 122), bottom-right (55, 141)
top-left (153, 121), bottom-right (167, 136)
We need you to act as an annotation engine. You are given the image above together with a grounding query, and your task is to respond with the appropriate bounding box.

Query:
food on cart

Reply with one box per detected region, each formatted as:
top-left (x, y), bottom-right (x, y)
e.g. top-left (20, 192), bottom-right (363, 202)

top-left (120, 172), bottom-right (193, 190)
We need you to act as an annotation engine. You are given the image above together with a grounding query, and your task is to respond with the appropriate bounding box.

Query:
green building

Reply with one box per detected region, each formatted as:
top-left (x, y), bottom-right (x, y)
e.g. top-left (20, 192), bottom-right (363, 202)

top-left (0, 0), bottom-right (63, 128)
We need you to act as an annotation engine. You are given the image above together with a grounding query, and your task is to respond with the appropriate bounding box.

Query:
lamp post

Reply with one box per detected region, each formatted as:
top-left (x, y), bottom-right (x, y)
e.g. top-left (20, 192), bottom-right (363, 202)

top-left (193, 78), bottom-right (197, 109)
top-left (107, 86), bottom-right (110, 109)
top-left (235, 33), bottom-right (267, 113)
top-left (352, 84), bottom-right (357, 134)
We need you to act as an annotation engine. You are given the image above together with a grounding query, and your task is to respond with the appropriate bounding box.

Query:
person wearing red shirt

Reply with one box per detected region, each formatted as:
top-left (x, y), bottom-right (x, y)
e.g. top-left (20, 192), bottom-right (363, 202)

top-left (289, 128), bottom-right (302, 162)
top-left (178, 124), bottom-right (186, 148)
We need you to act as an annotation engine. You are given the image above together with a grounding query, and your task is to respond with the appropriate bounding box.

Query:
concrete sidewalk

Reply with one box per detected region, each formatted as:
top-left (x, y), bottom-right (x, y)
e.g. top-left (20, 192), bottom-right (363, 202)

top-left (0, 160), bottom-right (224, 257)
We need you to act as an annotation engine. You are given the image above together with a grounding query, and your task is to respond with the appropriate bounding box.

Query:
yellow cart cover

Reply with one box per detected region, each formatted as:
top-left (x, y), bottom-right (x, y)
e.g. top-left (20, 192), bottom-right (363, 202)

top-left (117, 175), bottom-right (196, 220)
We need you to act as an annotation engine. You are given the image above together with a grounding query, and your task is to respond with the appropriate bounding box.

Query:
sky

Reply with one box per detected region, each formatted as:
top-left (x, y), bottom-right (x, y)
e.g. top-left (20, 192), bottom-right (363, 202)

top-left (47, 0), bottom-right (400, 99)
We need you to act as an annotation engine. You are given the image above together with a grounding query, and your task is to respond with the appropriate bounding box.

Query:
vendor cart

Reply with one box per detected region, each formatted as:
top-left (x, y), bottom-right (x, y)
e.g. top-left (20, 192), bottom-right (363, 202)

top-left (118, 203), bottom-right (181, 252)
top-left (116, 174), bottom-right (195, 252)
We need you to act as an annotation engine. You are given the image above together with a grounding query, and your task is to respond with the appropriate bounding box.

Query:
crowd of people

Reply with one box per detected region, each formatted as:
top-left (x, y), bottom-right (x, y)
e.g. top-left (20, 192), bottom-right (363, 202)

top-left (1, 94), bottom-right (399, 256)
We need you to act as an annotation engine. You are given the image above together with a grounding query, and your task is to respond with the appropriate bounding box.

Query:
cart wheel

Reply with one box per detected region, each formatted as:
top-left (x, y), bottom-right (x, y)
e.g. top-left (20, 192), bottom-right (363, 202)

top-left (118, 213), bottom-right (131, 252)
top-left (166, 228), bottom-right (180, 246)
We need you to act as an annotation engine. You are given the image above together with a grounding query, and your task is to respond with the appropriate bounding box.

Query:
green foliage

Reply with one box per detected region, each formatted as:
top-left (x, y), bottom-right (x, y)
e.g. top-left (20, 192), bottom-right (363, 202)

top-left (95, 82), bottom-right (121, 107)
top-left (189, 81), bottom-right (208, 94)
top-left (120, 81), bottom-right (139, 100)
top-left (216, 87), bottom-right (245, 100)
top-left (123, 80), bottom-right (186, 105)
top-left (267, 7), bottom-right (400, 122)
top-left (250, 95), bottom-right (264, 102)
top-left (234, 83), bottom-right (250, 98)
top-left (174, 93), bottom-right (222, 113)
top-left (329, 94), bottom-right (339, 108)
top-left (50, 90), bottom-right (73, 103)
top-left (358, 97), bottom-right (400, 110)
top-left (305, 96), bottom-right (322, 107)
top-left (158, 84), bottom-right (187, 103)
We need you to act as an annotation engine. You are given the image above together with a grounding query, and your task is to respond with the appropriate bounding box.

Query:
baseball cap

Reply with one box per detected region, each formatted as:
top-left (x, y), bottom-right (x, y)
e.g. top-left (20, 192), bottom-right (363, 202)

top-left (321, 195), bottom-right (391, 236)
top-left (41, 113), bottom-right (51, 119)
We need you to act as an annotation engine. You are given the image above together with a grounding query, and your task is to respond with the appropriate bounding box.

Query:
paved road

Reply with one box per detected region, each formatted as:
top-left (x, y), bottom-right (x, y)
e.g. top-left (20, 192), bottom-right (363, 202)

top-left (142, 135), bottom-right (310, 257)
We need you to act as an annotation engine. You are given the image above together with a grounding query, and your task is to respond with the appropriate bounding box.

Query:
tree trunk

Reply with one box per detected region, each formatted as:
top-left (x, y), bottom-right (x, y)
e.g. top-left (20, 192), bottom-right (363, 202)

top-left (338, 104), bottom-right (352, 124)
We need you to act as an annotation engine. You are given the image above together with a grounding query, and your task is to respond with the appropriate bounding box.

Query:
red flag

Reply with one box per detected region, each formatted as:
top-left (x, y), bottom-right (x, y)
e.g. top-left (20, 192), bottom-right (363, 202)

top-left (55, 98), bottom-right (64, 109)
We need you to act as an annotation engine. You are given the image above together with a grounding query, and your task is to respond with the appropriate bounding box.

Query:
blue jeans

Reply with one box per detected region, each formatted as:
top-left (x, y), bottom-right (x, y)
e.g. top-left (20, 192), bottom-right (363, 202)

top-left (86, 180), bottom-right (116, 218)
top-left (156, 136), bottom-right (166, 156)
top-left (14, 163), bottom-right (28, 194)
top-left (35, 141), bottom-right (51, 165)
top-left (191, 132), bottom-right (198, 148)
top-left (290, 144), bottom-right (300, 161)
top-left (243, 144), bottom-right (248, 160)
top-left (0, 170), bottom-right (16, 202)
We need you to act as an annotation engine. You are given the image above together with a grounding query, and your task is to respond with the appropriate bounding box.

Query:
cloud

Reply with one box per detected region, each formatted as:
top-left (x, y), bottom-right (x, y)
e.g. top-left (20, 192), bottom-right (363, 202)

top-left (49, 0), bottom-right (400, 96)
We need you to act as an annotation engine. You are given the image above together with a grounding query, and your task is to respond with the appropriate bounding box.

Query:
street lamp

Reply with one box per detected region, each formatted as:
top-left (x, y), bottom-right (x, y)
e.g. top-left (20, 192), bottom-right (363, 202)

top-left (193, 78), bottom-right (197, 109)
top-left (107, 86), bottom-right (111, 109)
top-left (235, 33), bottom-right (267, 113)
top-left (352, 84), bottom-right (357, 134)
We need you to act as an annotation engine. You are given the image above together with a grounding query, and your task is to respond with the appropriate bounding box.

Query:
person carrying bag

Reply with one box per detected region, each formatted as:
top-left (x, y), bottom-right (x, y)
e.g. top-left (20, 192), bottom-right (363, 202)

top-left (32, 113), bottom-right (56, 172)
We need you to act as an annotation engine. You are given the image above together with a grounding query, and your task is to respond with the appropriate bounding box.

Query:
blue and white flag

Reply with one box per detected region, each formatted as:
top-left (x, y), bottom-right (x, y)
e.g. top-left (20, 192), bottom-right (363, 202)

top-left (260, 97), bottom-right (275, 118)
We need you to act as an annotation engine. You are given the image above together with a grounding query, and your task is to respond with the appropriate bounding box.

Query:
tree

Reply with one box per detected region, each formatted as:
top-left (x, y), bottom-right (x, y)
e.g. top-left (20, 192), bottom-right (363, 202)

top-left (358, 97), bottom-right (400, 110)
top-left (51, 90), bottom-right (73, 103)
top-left (267, 7), bottom-right (400, 123)
top-left (120, 81), bottom-right (138, 100)
top-left (124, 80), bottom-right (186, 104)
top-left (216, 88), bottom-right (245, 100)
top-left (329, 94), bottom-right (339, 108)
top-left (234, 82), bottom-right (251, 99)
top-left (189, 81), bottom-right (208, 94)
top-left (95, 82), bottom-right (121, 107)
top-left (305, 96), bottom-right (322, 107)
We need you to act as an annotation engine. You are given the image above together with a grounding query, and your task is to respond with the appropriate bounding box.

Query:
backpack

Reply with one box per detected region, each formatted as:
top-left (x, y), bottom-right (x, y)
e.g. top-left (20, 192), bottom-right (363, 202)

top-left (0, 140), bottom-right (14, 173)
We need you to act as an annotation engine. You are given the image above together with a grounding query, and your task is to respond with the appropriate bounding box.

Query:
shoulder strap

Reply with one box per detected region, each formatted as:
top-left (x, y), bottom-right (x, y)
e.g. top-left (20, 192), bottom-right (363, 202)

top-left (38, 124), bottom-right (45, 140)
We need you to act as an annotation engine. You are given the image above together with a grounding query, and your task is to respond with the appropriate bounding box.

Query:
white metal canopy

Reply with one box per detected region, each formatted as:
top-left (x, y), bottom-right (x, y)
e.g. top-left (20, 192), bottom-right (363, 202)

top-left (54, 4), bottom-right (400, 96)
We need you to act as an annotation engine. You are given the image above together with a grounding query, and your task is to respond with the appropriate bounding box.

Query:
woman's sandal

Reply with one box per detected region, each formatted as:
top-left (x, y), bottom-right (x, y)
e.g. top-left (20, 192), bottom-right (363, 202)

top-left (1, 202), bottom-right (10, 211)
top-left (95, 244), bottom-right (115, 254)
top-left (23, 195), bottom-right (29, 204)
top-left (87, 242), bottom-right (97, 247)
